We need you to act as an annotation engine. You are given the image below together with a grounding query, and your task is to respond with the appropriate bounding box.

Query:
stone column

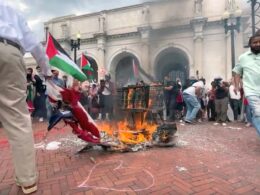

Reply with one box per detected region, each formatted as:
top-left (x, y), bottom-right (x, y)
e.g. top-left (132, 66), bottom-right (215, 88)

top-left (95, 13), bottom-right (106, 79)
top-left (95, 35), bottom-right (106, 79)
top-left (138, 26), bottom-right (152, 76)
top-left (191, 17), bottom-right (207, 78)
top-left (225, 33), bottom-right (232, 80)
top-left (142, 5), bottom-right (150, 25)
top-left (98, 12), bottom-right (106, 33)
top-left (194, 0), bottom-right (203, 17)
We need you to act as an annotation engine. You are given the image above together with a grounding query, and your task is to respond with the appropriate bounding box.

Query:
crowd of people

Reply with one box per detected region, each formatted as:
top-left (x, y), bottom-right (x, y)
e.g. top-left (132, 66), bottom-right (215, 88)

top-left (161, 76), bottom-right (252, 127)
top-left (26, 67), bottom-right (116, 123)
top-left (25, 65), bottom-right (253, 132)
top-left (1, 0), bottom-right (260, 193)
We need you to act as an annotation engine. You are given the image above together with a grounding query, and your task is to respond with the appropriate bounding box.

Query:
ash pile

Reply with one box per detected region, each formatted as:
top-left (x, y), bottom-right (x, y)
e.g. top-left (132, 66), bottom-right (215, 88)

top-left (88, 122), bottom-right (178, 153)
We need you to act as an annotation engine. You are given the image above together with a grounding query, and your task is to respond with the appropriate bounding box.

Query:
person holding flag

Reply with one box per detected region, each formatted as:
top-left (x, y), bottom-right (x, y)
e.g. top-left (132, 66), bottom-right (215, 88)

top-left (46, 33), bottom-right (88, 82)
top-left (81, 53), bottom-right (94, 81)
top-left (0, 0), bottom-right (52, 193)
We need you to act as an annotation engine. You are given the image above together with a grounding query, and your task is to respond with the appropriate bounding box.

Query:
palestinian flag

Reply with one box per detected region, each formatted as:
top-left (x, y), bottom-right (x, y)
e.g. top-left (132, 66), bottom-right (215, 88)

top-left (81, 53), bottom-right (94, 80)
top-left (46, 33), bottom-right (87, 82)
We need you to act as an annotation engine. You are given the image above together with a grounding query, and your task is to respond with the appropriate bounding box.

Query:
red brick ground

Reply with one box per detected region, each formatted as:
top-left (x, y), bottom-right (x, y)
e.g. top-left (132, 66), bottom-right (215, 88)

top-left (0, 120), bottom-right (259, 195)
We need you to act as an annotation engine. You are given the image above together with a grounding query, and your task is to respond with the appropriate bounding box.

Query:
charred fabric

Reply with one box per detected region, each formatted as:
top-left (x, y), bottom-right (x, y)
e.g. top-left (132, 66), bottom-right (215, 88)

top-left (48, 84), bottom-right (178, 152)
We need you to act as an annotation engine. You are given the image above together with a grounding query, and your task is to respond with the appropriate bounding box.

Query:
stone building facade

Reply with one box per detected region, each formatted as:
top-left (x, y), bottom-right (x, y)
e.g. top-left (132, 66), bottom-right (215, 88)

top-left (26, 0), bottom-right (251, 86)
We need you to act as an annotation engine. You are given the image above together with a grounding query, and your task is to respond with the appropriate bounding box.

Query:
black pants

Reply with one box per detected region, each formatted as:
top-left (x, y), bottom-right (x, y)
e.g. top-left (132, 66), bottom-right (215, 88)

top-left (101, 95), bottom-right (114, 120)
top-left (207, 99), bottom-right (216, 121)
top-left (230, 99), bottom-right (240, 120)
top-left (168, 97), bottom-right (177, 121)
top-left (33, 93), bottom-right (46, 118)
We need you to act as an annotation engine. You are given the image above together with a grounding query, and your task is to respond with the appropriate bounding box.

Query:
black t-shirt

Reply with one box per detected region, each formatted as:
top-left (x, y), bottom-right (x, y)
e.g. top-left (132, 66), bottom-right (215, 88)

top-left (34, 75), bottom-right (46, 94)
top-left (215, 86), bottom-right (228, 99)
top-left (165, 81), bottom-right (179, 99)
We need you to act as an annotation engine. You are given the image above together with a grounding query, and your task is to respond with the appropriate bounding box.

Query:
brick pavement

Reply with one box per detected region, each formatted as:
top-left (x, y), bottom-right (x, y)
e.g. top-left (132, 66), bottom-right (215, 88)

top-left (0, 121), bottom-right (259, 195)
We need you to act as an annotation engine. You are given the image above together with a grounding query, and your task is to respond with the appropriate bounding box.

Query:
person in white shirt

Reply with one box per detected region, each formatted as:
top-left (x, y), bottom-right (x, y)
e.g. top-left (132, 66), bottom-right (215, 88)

top-left (183, 80), bottom-right (204, 123)
top-left (229, 78), bottom-right (241, 121)
top-left (101, 74), bottom-right (115, 120)
top-left (0, 1), bottom-right (51, 194)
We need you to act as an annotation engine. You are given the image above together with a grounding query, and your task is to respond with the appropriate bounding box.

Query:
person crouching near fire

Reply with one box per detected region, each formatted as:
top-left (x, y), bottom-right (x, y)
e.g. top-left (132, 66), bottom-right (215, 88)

top-left (183, 79), bottom-right (205, 124)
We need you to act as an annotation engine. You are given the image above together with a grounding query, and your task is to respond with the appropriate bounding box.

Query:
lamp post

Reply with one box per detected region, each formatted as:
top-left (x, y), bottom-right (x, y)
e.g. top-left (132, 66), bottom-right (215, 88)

top-left (71, 32), bottom-right (81, 63)
top-left (44, 26), bottom-right (49, 42)
top-left (223, 7), bottom-right (242, 69)
top-left (248, 0), bottom-right (260, 35)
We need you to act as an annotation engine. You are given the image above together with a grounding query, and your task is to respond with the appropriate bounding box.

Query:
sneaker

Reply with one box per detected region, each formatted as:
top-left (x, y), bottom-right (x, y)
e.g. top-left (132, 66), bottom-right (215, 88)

top-left (184, 119), bottom-right (194, 124)
top-left (97, 114), bottom-right (102, 120)
top-left (222, 123), bottom-right (227, 126)
top-left (213, 122), bottom-right (219, 125)
top-left (245, 123), bottom-right (252, 127)
top-left (39, 117), bottom-right (44, 122)
top-left (21, 183), bottom-right (37, 194)
top-left (198, 119), bottom-right (202, 123)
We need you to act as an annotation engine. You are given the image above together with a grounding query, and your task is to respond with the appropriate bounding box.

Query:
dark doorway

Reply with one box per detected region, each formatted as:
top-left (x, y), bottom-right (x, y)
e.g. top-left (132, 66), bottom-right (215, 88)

top-left (115, 56), bottom-right (140, 87)
top-left (155, 48), bottom-right (189, 85)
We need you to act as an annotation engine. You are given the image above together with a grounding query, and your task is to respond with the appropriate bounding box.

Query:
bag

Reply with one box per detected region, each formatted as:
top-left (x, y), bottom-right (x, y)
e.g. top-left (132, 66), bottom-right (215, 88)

top-left (176, 91), bottom-right (183, 103)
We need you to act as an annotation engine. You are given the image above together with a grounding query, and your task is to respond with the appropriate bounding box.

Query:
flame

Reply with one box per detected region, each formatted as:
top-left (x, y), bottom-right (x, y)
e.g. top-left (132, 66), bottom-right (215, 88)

top-left (97, 85), bottom-right (163, 145)
top-left (97, 118), bottom-right (157, 145)
top-left (127, 88), bottom-right (134, 109)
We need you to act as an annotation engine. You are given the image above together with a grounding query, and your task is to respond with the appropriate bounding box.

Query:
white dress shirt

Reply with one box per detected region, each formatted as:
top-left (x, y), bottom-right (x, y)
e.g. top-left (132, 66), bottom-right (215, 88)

top-left (102, 83), bottom-right (112, 95)
top-left (0, 0), bottom-right (51, 76)
top-left (229, 85), bottom-right (241, 100)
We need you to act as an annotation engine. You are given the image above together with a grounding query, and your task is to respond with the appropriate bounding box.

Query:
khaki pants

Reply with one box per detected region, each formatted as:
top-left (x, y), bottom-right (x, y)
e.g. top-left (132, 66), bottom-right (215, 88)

top-left (215, 97), bottom-right (229, 122)
top-left (0, 43), bottom-right (37, 186)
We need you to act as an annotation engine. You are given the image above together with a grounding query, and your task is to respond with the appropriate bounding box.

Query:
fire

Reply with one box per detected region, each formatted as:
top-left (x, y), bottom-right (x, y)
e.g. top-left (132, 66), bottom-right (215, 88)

top-left (97, 85), bottom-right (163, 145)
top-left (97, 118), bottom-right (157, 145)
top-left (127, 88), bottom-right (134, 109)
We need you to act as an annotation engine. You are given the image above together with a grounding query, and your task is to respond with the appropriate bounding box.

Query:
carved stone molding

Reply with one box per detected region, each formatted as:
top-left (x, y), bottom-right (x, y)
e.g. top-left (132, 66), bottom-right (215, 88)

top-left (138, 26), bottom-right (152, 39)
top-left (190, 17), bottom-right (208, 40)
top-left (194, 0), bottom-right (203, 17)
top-left (98, 12), bottom-right (106, 33)
top-left (107, 32), bottom-right (140, 41)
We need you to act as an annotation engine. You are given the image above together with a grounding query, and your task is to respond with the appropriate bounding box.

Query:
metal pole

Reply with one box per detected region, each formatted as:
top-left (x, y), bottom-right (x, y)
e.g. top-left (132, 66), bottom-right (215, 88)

top-left (251, 0), bottom-right (256, 35)
top-left (74, 45), bottom-right (77, 63)
top-left (231, 27), bottom-right (236, 69)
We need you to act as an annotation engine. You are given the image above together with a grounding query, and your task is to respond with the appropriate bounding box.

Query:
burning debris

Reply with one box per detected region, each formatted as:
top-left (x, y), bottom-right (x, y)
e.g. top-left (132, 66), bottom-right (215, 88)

top-left (47, 83), bottom-right (178, 153)
top-left (152, 123), bottom-right (177, 147)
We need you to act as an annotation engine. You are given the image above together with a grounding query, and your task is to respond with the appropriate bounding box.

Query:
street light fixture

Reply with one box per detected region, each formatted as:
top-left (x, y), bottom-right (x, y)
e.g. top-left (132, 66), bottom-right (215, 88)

top-left (223, 7), bottom-right (242, 69)
top-left (71, 32), bottom-right (81, 63)
top-left (248, 0), bottom-right (260, 35)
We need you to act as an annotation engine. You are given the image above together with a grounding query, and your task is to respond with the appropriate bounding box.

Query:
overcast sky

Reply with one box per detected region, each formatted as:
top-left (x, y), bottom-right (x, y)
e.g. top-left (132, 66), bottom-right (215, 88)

top-left (8, 0), bottom-right (150, 41)
top-left (7, 0), bottom-right (250, 41)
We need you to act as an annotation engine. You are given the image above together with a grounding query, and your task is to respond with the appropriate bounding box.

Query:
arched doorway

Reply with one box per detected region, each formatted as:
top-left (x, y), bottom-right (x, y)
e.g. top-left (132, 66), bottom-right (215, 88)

top-left (110, 52), bottom-right (140, 87)
top-left (116, 56), bottom-right (140, 87)
top-left (77, 56), bottom-right (98, 82)
top-left (154, 47), bottom-right (189, 85)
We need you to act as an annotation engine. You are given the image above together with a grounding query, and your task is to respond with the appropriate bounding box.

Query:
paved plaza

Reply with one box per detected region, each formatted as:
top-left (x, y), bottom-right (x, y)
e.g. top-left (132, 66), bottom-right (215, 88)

top-left (0, 121), bottom-right (260, 195)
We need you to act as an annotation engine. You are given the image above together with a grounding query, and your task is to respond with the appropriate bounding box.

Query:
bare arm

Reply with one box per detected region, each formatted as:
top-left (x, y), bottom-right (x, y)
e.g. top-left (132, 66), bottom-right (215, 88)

top-left (195, 86), bottom-right (202, 97)
top-left (233, 73), bottom-right (241, 94)
top-left (164, 86), bottom-right (173, 90)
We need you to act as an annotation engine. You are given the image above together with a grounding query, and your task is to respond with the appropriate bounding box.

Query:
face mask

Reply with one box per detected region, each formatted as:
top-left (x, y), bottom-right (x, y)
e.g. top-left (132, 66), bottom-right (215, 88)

top-left (251, 46), bottom-right (260, 54)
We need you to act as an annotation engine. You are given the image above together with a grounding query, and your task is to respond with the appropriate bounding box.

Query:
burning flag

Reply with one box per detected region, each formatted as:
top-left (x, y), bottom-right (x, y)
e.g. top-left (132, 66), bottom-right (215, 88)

top-left (46, 33), bottom-right (87, 82)
top-left (81, 53), bottom-right (94, 80)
